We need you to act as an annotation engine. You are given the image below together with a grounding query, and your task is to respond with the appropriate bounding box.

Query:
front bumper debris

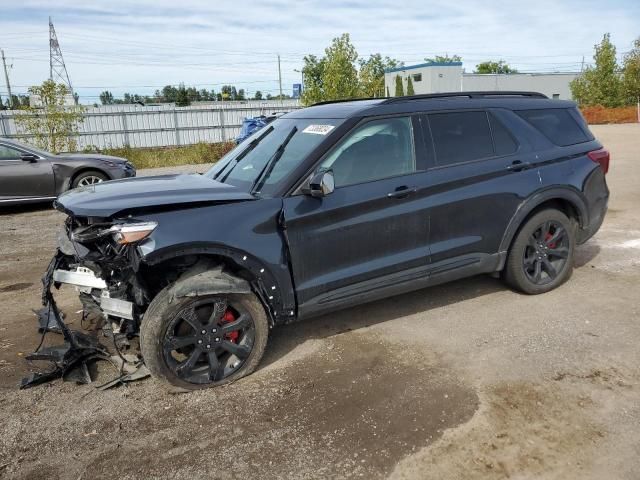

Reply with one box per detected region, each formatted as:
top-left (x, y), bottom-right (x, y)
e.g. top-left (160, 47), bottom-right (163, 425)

top-left (21, 251), bottom-right (109, 388)
top-left (20, 250), bottom-right (146, 389)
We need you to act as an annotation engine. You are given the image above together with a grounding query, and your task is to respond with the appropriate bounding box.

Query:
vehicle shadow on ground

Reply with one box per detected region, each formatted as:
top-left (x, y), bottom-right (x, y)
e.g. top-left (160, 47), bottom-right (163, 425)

top-left (261, 274), bottom-right (505, 369)
top-left (574, 243), bottom-right (601, 268)
top-left (262, 242), bottom-right (603, 369)
top-left (0, 203), bottom-right (54, 216)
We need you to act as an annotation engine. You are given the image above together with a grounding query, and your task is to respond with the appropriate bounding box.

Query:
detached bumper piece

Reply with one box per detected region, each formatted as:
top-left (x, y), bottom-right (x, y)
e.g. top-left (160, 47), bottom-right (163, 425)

top-left (21, 250), bottom-right (149, 390)
top-left (21, 292), bottom-right (111, 389)
top-left (21, 251), bottom-right (110, 389)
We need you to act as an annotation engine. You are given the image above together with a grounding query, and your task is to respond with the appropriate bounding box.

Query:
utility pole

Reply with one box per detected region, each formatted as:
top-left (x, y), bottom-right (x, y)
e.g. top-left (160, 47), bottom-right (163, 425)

top-left (1, 49), bottom-right (12, 109)
top-left (277, 54), bottom-right (283, 100)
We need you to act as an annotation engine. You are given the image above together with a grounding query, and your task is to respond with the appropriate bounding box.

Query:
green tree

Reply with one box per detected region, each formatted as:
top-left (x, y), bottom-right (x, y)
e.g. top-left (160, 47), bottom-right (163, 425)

top-left (425, 54), bottom-right (461, 63)
top-left (321, 33), bottom-right (360, 101)
top-left (99, 90), bottom-right (114, 105)
top-left (406, 76), bottom-right (415, 95)
top-left (394, 75), bottom-right (404, 97)
top-left (474, 60), bottom-right (518, 74)
top-left (253, 90), bottom-right (263, 100)
top-left (14, 80), bottom-right (85, 153)
top-left (570, 33), bottom-right (623, 107)
top-left (237, 88), bottom-right (246, 101)
top-left (301, 54), bottom-right (327, 105)
top-left (622, 37), bottom-right (640, 105)
top-left (359, 53), bottom-right (402, 98)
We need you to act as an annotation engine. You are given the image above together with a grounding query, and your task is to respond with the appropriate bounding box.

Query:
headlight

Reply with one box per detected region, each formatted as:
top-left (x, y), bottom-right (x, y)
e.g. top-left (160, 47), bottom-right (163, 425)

top-left (110, 221), bottom-right (158, 245)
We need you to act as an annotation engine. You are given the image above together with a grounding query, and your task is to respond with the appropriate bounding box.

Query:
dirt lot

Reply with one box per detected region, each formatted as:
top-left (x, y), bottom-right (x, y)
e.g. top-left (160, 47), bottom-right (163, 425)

top-left (0, 124), bottom-right (639, 479)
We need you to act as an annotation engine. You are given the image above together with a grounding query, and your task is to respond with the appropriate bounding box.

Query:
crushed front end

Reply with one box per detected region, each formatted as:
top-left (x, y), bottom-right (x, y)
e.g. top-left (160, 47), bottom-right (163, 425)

top-left (23, 214), bottom-right (156, 388)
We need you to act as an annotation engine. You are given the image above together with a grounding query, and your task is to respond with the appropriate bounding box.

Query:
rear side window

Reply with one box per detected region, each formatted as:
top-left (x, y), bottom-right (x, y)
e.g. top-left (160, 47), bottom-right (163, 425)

top-left (517, 108), bottom-right (589, 146)
top-left (489, 113), bottom-right (518, 155)
top-left (427, 111), bottom-right (494, 166)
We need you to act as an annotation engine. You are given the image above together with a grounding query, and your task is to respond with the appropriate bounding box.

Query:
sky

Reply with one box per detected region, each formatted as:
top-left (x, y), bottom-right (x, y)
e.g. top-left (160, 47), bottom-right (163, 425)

top-left (0, 0), bottom-right (638, 104)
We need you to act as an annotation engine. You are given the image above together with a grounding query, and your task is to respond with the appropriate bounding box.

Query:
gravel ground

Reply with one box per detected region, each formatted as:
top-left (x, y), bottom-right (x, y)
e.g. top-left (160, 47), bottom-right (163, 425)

top-left (0, 124), bottom-right (638, 479)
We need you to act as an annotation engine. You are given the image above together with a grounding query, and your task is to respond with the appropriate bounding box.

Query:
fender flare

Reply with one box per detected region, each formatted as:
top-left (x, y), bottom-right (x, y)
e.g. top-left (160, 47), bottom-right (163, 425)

top-left (140, 243), bottom-right (296, 323)
top-left (498, 187), bottom-right (589, 255)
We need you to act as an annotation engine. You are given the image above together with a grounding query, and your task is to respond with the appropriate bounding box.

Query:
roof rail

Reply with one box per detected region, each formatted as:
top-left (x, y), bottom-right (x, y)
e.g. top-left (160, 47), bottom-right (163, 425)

top-left (311, 97), bottom-right (380, 106)
top-left (382, 91), bottom-right (548, 104)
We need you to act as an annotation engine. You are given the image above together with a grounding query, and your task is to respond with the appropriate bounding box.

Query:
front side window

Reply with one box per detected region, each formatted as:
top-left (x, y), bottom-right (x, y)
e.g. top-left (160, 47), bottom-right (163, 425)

top-left (320, 117), bottom-right (416, 187)
top-left (0, 145), bottom-right (21, 160)
top-left (427, 111), bottom-right (494, 166)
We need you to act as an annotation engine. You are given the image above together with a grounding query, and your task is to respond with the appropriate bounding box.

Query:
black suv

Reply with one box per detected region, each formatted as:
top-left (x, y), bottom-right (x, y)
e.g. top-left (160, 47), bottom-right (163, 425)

top-left (45, 91), bottom-right (609, 390)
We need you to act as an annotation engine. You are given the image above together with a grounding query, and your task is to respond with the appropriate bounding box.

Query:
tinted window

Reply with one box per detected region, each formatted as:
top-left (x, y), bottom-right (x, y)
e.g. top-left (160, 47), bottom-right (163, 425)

top-left (489, 113), bottom-right (518, 155)
top-left (0, 145), bottom-right (21, 160)
top-left (428, 111), bottom-right (494, 166)
top-left (320, 117), bottom-right (416, 187)
top-left (517, 108), bottom-right (588, 146)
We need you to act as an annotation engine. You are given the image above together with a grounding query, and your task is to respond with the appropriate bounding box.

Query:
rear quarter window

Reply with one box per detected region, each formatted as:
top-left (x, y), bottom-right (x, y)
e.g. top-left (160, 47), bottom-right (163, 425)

top-left (517, 108), bottom-right (590, 146)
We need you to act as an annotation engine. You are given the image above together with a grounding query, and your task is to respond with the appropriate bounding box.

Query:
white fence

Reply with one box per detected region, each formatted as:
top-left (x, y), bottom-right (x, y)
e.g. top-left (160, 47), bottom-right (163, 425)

top-left (0, 99), bottom-right (302, 149)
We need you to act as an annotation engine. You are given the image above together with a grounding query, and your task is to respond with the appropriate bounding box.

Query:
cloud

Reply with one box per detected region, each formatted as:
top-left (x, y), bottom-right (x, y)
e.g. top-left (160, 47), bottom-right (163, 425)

top-left (1, 0), bottom-right (638, 101)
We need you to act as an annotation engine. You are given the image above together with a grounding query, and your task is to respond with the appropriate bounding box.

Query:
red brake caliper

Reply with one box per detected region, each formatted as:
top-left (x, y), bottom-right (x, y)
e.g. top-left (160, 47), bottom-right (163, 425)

top-left (221, 309), bottom-right (239, 343)
top-left (545, 231), bottom-right (556, 249)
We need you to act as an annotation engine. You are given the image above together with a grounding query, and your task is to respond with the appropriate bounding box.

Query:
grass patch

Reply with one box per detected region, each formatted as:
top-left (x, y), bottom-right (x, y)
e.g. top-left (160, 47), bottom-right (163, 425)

top-left (93, 142), bottom-right (236, 169)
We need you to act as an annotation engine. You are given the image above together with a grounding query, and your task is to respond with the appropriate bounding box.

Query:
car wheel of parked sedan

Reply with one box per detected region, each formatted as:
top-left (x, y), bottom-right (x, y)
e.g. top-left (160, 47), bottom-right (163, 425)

top-left (73, 170), bottom-right (108, 188)
top-left (140, 288), bottom-right (269, 391)
top-left (504, 209), bottom-right (576, 295)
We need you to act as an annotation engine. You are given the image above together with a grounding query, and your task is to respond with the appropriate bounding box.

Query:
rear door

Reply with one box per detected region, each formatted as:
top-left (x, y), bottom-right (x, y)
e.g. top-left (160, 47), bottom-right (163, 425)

top-left (417, 109), bottom-right (541, 265)
top-left (283, 115), bottom-right (432, 317)
top-left (0, 143), bottom-right (55, 201)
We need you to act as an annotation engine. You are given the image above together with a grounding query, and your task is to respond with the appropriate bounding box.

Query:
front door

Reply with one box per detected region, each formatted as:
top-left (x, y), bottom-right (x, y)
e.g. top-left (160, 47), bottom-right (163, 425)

top-left (283, 116), bottom-right (432, 318)
top-left (0, 143), bottom-right (54, 202)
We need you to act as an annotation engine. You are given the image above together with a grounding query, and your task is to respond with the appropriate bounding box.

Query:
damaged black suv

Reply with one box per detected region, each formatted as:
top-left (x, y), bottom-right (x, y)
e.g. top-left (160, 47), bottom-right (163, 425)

top-left (45, 92), bottom-right (609, 390)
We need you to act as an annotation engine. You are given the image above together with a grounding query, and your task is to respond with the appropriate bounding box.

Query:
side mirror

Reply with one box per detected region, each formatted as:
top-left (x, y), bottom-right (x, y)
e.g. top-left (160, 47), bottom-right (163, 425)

top-left (303, 170), bottom-right (335, 198)
top-left (20, 153), bottom-right (38, 162)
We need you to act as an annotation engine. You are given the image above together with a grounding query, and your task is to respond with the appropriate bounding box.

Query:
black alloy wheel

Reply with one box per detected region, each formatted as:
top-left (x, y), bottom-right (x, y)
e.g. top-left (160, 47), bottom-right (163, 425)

top-left (162, 298), bottom-right (255, 385)
top-left (523, 220), bottom-right (570, 285)
top-left (504, 208), bottom-right (575, 294)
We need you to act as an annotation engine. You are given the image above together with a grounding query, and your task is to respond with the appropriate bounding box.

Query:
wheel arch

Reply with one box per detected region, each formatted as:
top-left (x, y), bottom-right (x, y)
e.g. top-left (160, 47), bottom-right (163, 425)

top-left (140, 244), bottom-right (295, 325)
top-left (498, 187), bottom-right (587, 263)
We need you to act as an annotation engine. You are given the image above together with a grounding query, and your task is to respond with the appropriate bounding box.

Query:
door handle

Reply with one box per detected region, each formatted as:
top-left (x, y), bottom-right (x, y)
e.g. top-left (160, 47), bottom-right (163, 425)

top-left (387, 186), bottom-right (417, 199)
top-left (506, 160), bottom-right (532, 172)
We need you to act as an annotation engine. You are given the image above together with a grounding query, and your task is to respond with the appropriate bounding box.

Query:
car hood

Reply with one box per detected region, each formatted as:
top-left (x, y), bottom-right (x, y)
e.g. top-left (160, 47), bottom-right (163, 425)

top-left (55, 173), bottom-right (255, 217)
top-left (55, 153), bottom-right (128, 163)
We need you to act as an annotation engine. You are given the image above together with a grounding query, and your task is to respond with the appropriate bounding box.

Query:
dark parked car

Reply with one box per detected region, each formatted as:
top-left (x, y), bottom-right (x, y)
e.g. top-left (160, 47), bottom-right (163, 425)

top-left (44, 91), bottom-right (609, 390)
top-left (0, 138), bottom-right (136, 205)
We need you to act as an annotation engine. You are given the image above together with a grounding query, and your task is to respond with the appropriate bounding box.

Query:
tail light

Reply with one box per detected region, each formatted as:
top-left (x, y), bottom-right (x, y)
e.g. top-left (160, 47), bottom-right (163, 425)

top-left (587, 148), bottom-right (610, 174)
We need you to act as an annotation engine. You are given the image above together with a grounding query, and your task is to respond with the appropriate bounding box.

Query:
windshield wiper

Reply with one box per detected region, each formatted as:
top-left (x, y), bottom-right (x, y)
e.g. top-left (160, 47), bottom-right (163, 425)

top-left (215, 125), bottom-right (275, 182)
top-left (251, 126), bottom-right (298, 195)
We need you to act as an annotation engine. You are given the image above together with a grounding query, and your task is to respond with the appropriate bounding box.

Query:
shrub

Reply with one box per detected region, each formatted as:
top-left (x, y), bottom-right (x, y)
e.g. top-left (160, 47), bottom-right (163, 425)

top-left (580, 105), bottom-right (638, 124)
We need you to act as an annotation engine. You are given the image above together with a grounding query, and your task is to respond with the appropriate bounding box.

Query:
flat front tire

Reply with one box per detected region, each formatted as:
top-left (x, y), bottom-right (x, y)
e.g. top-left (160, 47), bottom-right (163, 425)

top-left (504, 209), bottom-right (576, 295)
top-left (140, 287), bottom-right (269, 391)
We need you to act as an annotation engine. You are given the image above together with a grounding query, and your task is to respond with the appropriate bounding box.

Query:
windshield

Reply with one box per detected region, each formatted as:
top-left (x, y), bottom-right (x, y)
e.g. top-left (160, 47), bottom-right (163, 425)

top-left (206, 117), bottom-right (343, 196)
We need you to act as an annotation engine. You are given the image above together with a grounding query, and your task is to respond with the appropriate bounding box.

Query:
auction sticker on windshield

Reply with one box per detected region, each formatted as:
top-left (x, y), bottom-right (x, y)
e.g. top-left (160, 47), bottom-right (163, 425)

top-left (303, 125), bottom-right (335, 135)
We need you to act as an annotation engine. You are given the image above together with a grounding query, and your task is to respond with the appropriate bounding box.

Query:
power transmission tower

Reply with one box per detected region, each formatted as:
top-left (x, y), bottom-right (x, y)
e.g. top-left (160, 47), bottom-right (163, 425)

top-left (1, 49), bottom-right (13, 108)
top-left (49, 17), bottom-right (75, 101)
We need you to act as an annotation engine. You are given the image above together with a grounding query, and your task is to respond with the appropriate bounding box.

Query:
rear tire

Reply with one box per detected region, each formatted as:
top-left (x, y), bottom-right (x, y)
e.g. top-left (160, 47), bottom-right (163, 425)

top-left (140, 286), bottom-right (269, 391)
top-left (504, 209), bottom-right (576, 294)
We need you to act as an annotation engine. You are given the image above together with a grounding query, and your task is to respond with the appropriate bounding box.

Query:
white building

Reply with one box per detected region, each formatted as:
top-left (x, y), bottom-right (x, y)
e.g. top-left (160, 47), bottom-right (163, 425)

top-left (384, 62), bottom-right (579, 100)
